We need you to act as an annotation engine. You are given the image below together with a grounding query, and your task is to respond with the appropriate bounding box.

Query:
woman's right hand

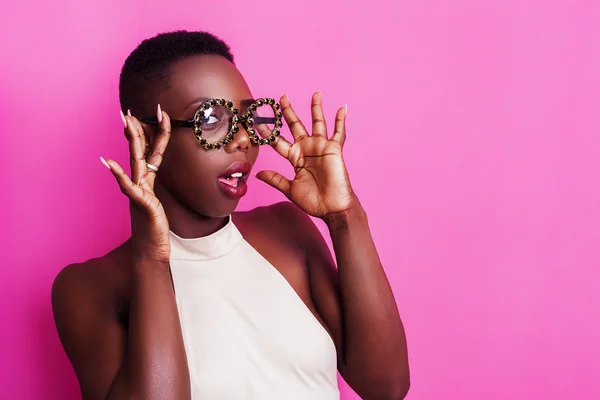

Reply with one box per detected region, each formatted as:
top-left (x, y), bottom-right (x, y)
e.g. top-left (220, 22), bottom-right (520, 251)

top-left (102, 105), bottom-right (172, 263)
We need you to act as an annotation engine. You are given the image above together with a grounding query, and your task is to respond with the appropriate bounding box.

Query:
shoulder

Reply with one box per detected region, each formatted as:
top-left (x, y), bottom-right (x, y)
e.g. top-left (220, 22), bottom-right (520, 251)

top-left (52, 244), bottom-right (132, 321)
top-left (263, 201), bottom-right (313, 227)
top-left (51, 260), bottom-right (108, 308)
top-left (236, 202), bottom-right (334, 275)
top-left (238, 201), bottom-right (321, 246)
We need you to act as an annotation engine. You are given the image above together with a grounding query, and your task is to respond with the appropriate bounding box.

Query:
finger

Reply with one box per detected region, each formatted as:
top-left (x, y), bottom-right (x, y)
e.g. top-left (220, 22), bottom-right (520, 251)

top-left (280, 94), bottom-right (308, 142)
top-left (255, 170), bottom-right (291, 198)
top-left (270, 134), bottom-right (293, 160)
top-left (123, 112), bottom-right (147, 185)
top-left (104, 158), bottom-right (144, 201)
top-left (127, 109), bottom-right (147, 155)
top-left (330, 105), bottom-right (347, 147)
top-left (144, 104), bottom-right (171, 187)
top-left (105, 158), bottom-right (159, 211)
top-left (311, 92), bottom-right (327, 137)
top-left (255, 123), bottom-right (274, 141)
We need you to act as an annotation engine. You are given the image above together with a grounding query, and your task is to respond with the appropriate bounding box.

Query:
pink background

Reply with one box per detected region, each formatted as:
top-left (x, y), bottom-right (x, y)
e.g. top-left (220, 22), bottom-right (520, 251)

top-left (2, 0), bottom-right (599, 399)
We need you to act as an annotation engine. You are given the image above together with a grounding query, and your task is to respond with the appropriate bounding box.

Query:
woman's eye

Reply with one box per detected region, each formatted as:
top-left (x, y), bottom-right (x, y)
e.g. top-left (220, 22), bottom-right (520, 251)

top-left (202, 114), bottom-right (221, 126)
top-left (207, 115), bottom-right (220, 124)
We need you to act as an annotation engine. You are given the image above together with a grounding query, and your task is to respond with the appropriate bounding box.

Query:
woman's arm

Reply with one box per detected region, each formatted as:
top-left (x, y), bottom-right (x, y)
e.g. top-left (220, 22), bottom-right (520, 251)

top-left (286, 201), bottom-right (409, 400)
top-left (257, 93), bottom-right (409, 399)
top-left (325, 203), bottom-right (409, 399)
top-left (113, 258), bottom-right (190, 399)
top-left (52, 259), bottom-right (190, 400)
top-left (52, 108), bottom-right (190, 399)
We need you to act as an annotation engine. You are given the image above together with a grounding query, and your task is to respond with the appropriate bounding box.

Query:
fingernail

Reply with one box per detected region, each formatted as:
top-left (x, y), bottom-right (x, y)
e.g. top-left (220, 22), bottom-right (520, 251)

top-left (344, 104), bottom-right (348, 114)
top-left (127, 109), bottom-right (132, 117)
top-left (119, 110), bottom-right (127, 128)
top-left (157, 104), bottom-right (163, 123)
top-left (100, 156), bottom-right (111, 170)
top-left (283, 94), bottom-right (290, 102)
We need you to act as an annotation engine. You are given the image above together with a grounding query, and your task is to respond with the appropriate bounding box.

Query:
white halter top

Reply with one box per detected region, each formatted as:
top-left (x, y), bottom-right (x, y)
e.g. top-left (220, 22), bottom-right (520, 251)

top-left (169, 217), bottom-right (340, 399)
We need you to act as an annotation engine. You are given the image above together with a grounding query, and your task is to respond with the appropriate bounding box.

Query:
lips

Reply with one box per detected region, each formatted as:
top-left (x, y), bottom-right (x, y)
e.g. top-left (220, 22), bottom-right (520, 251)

top-left (218, 173), bottom-right (243, 187)
top-left (217, 161), bottom-right (252, 200)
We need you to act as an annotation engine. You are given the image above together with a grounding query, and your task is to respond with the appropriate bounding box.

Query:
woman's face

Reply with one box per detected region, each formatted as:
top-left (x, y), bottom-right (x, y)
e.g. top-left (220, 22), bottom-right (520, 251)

top-left (151, 55), bottom-right (260, 218)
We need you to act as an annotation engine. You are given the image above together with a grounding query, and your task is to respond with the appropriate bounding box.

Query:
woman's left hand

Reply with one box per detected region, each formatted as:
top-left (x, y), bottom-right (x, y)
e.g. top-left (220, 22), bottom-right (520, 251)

top-left (256, 93), bottom-right (357, 219)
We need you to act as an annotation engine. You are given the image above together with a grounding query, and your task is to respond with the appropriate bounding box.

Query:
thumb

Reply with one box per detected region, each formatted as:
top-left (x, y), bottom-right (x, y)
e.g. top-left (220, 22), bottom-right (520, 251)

top-left (256, 170), bottom-right (291, 198)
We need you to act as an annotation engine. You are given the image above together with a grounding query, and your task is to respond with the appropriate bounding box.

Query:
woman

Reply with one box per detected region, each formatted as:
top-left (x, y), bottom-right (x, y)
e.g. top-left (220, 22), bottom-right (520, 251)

top-left (52, 30), bottom-right (410, 400)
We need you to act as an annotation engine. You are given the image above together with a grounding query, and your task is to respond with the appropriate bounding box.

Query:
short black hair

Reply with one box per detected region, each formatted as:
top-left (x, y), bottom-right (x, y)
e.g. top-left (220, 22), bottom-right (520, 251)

top-left (119, 30), bottom-right (235, 111)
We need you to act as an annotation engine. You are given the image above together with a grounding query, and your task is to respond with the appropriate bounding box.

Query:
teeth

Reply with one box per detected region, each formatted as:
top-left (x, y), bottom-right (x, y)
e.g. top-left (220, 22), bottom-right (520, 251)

top-left (230, 172), bottom-right (243, 178)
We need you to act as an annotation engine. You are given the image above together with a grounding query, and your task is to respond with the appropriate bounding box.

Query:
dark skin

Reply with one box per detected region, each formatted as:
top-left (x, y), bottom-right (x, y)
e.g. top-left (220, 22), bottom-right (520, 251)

top-left (52, 55), bottom-right (410, 400)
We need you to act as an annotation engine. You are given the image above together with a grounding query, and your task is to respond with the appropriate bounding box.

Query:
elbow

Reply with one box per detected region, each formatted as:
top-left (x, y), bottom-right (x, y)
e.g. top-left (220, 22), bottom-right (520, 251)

top-left (358, 371), bottom-right (410, 400)
top-left (384, 372), bottom-right (410, 400)
top-left (394, 381), bottom-right (411, 400)
top-left (344, 356), bottom-right (411, 400)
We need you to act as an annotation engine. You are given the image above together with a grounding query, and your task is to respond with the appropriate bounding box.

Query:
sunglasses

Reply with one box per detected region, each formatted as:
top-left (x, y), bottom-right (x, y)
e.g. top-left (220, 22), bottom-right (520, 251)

top-left (141, 98), bottom-right (283, 150)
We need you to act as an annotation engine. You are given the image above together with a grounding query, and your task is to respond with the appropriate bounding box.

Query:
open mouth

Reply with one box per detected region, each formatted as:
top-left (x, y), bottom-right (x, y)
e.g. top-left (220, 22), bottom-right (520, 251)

top-left (218, 172), bottom-right (246, 188)
top-left (216, 161), bottom-right (252, 199)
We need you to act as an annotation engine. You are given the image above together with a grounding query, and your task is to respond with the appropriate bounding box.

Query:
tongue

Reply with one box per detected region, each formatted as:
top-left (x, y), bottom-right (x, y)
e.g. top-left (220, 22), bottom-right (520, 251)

top-left (218, 177), bottom-right (240, 187)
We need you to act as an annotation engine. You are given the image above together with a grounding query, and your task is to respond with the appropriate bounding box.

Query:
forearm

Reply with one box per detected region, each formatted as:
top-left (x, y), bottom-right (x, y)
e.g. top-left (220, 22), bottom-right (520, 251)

top-left (325, 202), bottom-right (409, 397)
top-left (110, 259), bottom-right (190, 400)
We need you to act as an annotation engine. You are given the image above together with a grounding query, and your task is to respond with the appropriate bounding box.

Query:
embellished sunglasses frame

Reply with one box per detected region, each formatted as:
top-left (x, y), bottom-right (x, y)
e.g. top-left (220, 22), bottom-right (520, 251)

top-left (140, 98), bottom-right (283, 150)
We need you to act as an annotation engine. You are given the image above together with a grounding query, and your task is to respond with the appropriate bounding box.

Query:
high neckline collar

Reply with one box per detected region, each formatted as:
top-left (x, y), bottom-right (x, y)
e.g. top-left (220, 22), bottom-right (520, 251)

top-left (169, 216), bottom-right (243, 261)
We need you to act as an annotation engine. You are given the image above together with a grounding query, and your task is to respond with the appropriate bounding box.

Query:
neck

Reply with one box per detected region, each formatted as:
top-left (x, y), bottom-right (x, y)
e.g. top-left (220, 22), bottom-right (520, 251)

top-left (155, 180), bottom-right (230, 239)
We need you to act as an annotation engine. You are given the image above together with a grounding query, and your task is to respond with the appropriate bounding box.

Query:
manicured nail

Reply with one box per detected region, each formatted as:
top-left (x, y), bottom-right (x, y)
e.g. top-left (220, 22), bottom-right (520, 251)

top-left (344, 104), bottom-right (348, 114)
top-left (119, 110), bottom-right (127, 128)
top-left (157, 104), bottom-right (163, 123)
top-left (100, 157), bottom-right (111, 170)
top-left (127, 109), bottom-right (132, 117)
top-left (283, 94), bottom-right (290, 103)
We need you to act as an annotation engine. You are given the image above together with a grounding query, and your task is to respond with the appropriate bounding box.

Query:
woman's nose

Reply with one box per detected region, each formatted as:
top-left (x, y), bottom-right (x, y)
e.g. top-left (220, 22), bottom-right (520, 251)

top-left (225, 121), bottom-right (252, 153)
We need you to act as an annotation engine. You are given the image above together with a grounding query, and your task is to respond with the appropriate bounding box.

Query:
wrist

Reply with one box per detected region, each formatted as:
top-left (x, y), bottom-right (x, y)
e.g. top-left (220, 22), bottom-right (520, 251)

top-left (133, 256), bottom-right (171, 274)
top-left (323, 197), bottom-right (367, 233)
